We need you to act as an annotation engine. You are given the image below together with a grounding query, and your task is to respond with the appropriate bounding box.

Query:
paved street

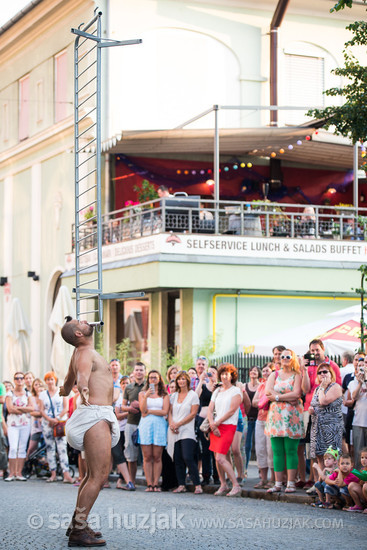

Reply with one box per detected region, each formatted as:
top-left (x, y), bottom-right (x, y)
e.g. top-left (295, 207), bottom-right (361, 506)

top-left (1, 477), bottom-right (366, 550)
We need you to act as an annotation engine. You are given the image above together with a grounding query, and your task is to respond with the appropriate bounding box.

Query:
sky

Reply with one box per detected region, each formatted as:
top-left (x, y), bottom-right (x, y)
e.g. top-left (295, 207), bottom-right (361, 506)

top-left (0, 1), bottom-right (33, 28)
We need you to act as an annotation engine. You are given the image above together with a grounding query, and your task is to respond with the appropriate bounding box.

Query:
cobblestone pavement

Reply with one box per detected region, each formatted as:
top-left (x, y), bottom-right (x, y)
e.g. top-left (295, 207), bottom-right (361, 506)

top-left (1, 477), bottom-right (366, 550)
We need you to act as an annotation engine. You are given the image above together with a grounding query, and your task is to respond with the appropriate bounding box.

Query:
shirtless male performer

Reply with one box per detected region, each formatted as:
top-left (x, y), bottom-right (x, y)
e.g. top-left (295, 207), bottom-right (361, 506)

top-left (60, 316), bottom-right (119, 547)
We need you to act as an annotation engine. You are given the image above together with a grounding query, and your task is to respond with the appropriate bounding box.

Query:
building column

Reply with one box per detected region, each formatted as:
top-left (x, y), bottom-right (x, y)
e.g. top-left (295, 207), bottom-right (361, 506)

top-left (30, 164), bottom-right (41, 373)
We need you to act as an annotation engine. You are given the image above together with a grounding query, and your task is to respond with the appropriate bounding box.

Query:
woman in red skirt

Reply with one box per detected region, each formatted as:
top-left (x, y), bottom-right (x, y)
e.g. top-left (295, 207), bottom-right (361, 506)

top-left (207, 363), bottom-right (243, 497)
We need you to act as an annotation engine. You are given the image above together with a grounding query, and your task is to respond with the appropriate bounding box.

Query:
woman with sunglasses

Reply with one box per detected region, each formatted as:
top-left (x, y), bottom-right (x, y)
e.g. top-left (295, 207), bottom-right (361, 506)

top-left (264, 350), bottom-right (304, 493)
top-left (309, 363), bottom-right (343, 470)
top-left (5, 372), bottom-right (35, 481)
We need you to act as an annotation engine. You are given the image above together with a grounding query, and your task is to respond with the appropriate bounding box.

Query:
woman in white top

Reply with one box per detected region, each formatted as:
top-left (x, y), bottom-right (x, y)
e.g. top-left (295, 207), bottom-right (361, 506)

top-left (26, 378), bottom-right (45, 458)
top-left (138, 370), bottom-right (169, 492)
top-left (168, 371), bottom-right (202, 494)
top-left (207, 363), bottom-right (242, 497)
top-left (39, 371), bottom-right (73, 483)
top-left (5, 372), bottom-right (34, 481)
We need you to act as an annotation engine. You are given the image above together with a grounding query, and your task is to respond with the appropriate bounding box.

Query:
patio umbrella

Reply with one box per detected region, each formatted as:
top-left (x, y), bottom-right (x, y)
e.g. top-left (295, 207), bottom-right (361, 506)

top-left (48, 286), bottom-right (75, 381)
top-left (6, 297), bottom-right (32, 378)
top-left (319, 319), bottom-right (363, 356)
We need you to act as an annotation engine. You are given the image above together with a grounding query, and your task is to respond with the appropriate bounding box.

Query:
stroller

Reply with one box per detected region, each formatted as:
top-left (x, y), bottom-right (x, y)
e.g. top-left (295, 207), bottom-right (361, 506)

top-left (22, 436), bottom-right (75, 479)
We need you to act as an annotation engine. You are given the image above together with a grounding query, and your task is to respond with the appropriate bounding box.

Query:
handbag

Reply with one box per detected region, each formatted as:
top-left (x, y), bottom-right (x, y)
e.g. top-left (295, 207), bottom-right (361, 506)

top-left (258, 393), bottom-right (270, 411)
top-left (131, 428), bottom-right (139, 446)
top-left (199, 388), bottom-right (219, 433)
top-left (47, 391), bottom-right (66, 438)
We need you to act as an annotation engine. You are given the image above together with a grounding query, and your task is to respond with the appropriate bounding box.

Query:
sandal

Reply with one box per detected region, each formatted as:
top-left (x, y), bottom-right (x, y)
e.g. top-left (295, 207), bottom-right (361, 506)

top-left (173, 485), bottom-right (187, 493)
top-left (214, 486), bottom-right (229, 496)
top-left (321, 502), bottom-right (333, 509)
top-left (194, 486), bottom-right (203, 494)
top-left (226, 486), bottom-right (242, 498)
top-left (267, 486), bottom-right (281, 493)
top-left (153, 486), bottom-right (162, 492)
top-left (284, 487), bottom-right (296, 493)
top-left (145, 485), bottom-right (154, 492)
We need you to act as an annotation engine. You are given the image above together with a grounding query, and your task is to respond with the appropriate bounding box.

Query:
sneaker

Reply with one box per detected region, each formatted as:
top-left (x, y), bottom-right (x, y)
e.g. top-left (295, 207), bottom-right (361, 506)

top-left (295, 480), bottom-right (306, 488)
top-left (16, 476), bottom-right (27, 481)
top-left (303, 480), bottom-right (314, 489)
top-left (5, 476), bottom-right (15, 482)
top-left (122, 481), bottom-right (136, 491)
top-left (306, 485), bottom-right (317, 495)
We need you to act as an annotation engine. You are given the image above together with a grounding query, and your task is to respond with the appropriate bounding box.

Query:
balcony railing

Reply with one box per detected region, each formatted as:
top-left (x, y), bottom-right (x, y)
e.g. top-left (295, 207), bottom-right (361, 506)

top-left (71, 199), bottom-right (367, 251)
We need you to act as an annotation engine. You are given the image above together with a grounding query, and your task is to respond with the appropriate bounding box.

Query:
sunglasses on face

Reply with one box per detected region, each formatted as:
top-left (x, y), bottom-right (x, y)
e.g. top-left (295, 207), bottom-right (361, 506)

top-left (281, 355), bottom-right (292, 360)
top-left (318, 370), bottom-right (329, 375)
top-left (14, 377), bottom-right (24, 381)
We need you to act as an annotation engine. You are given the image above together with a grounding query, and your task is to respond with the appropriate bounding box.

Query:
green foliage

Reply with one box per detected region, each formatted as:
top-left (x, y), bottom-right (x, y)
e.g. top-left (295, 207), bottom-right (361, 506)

top-left (94, 330), bottom-right (105, 358)
top-left (307, 15), bottom-right (367, 160)
top-left (115, 338), bottom-right (134, 375)
top-left (133, 179), bottom-right (158, 204)
top-left (330, 0), bottom-right (355, 11)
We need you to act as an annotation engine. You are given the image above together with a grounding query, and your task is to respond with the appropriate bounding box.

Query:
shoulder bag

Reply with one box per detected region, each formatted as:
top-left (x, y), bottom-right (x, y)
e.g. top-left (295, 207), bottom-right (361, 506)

top-left (47, 391), bottom-right (66, 438)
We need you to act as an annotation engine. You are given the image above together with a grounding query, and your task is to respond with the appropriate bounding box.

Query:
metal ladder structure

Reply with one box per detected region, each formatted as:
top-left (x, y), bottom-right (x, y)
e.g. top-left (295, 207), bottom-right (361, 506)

top-left (72, 10), bottom-right (143, 327)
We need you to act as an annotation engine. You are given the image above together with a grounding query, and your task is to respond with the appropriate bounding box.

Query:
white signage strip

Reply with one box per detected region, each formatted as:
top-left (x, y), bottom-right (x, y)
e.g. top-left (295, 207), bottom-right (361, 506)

top-left (65, 233), bottom-right (367, 270)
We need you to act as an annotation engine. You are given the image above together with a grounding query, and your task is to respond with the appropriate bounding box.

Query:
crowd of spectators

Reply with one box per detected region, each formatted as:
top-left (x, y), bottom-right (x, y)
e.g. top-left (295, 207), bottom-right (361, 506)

top-left (1, 340), bottom-right (366, 514)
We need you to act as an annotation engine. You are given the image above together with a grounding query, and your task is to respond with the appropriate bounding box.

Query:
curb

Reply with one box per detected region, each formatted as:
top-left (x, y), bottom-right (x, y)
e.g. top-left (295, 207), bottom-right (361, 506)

top-left (131, 476), bottom-right (313, 505)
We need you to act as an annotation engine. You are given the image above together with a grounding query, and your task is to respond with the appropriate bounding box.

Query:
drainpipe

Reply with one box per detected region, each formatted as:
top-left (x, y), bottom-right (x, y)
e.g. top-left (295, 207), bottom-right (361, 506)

top-left (270, 0), bottom-right (290, 126)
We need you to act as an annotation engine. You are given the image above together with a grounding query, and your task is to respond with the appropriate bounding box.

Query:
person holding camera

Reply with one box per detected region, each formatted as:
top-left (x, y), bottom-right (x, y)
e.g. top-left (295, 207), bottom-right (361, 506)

top-left (298, 339), bottom-right (342, 490)
top-left (346, 355), bottom-right (367, 468)
top-left (138, 370), bottom-right (169, 492)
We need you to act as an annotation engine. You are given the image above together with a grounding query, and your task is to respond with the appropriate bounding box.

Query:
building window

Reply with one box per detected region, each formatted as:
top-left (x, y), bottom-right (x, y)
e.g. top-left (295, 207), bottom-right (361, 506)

top-left (2, 102), bottom-right (9, 142)
top-left (19, 75), bottom-right (30, 141)
top-left (36, 79), bottom-right (44, 124)
top-left (55, 50), bottom-right (68, 123)
top-left (280, 42), bottom-right (340, 126)
top-left (116, 298), bottom-right (150, 366)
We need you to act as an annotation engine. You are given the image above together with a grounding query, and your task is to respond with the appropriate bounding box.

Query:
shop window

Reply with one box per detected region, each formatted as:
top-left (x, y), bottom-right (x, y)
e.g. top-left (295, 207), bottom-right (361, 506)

top-left (167, 292), bottom-right (180, 356)
top-left (116, 299), bottom-right (149, 365)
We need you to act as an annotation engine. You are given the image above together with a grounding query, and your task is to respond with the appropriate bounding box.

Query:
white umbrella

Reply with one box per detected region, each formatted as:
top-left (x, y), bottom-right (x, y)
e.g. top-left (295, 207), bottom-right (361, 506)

top-left (6, 297), bottom-right (32, 378)
top-left (48, 286), bottom-right (75, 381)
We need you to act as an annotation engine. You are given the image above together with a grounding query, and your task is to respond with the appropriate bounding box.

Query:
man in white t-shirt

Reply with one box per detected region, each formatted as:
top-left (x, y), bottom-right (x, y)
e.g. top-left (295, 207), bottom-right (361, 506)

top-left (347, 355), bottom-right (367, 467)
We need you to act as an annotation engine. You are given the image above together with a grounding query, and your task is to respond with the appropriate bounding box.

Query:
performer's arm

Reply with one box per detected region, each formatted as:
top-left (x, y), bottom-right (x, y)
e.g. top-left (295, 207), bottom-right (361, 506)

top-left (60, 357), bottom-right (76, 397)
top-left (77, 352), bottom-right (93, 406)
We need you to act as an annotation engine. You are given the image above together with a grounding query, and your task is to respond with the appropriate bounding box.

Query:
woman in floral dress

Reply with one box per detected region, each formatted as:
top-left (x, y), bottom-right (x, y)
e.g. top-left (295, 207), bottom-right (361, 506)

top-left (265, 349), bottom-right (304, 494)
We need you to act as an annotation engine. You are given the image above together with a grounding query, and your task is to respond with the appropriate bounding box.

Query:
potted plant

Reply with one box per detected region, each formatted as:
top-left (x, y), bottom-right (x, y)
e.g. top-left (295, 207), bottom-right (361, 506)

top-left (133, 179), bottom-right (158, 206)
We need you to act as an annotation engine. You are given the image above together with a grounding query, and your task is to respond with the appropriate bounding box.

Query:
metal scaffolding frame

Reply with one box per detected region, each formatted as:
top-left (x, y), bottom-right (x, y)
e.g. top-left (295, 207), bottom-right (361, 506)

top-left (72, 10), bottom-right (144, 327)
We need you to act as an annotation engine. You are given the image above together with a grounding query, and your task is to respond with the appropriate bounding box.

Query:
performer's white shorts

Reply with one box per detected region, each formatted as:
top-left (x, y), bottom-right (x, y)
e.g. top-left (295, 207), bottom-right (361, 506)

top-left (66, 404), bottom-right (120, 451)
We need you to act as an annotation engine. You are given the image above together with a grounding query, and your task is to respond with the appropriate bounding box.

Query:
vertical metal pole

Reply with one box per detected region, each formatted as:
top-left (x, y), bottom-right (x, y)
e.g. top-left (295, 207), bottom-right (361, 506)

top-left (353, 142), bottom-right (359, 210)
top-left (214, 105), bottom-right (220, 233)
top-left (74, 36), bottom-right (80, 320)
top-left (96, 15), bottom-right (103, 324)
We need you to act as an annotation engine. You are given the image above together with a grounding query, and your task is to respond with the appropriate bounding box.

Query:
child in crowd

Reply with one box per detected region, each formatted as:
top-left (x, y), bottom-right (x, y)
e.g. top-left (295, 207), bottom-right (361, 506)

top-left (323, 453), bottom-right (359, 509)
top-left (345, 447), bottom-right (367, 512)
top-left (311, 446), bottom-right (339, 507)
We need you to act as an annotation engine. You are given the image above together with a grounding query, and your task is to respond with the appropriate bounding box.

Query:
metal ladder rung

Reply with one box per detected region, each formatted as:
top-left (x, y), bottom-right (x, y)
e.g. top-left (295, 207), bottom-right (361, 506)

top-left (77, 231), bottom-right (97, 243)
top-left (77, 76), bottom-right (97, 95)
top-left (79, 294), bottom-right (99, 300)
top-left (76, 123), bottom-right (96, 139)
top-left (76, 154), bottom-right (96, 169)
top-left (79, 216), bottom-right (97, 227)
top-left (79, 278), bottom-right (98, 287)
top-left (78, 199), bottom-right (96, 213)
top-left (77, 169), bottom-right (96, 183)
top-left (79, 247), bottom-right (97, 258)
top-left (77, 44), bottom-right (97, 62)
top-left (78, 60), bottom-right (97, 78)
top-left (77, 138), bottom-right (96, 153)
top-left (77, 107), bottom-right (96, 124)
top-left (77, 185), bottom-right (97, 198)
top-left (77, 91), bottom-right (97, 109)
top-left (77, 263), bottom-right (98, 273)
